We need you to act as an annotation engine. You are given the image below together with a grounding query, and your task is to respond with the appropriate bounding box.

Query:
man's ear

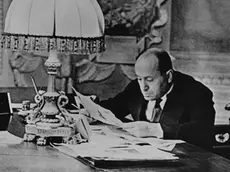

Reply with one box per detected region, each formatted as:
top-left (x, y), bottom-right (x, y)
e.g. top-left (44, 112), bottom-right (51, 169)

top-left (166, 69), bottom-right (173, 83)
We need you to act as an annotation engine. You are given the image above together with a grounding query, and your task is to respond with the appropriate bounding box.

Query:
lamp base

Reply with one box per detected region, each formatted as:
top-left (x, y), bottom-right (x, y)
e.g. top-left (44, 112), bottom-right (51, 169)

top-left (19, 90), bottom-right (86, 146)
top-left (24, 124), bottom-right (74, 145)
top-left (19, 50), bottom-right (88, 145)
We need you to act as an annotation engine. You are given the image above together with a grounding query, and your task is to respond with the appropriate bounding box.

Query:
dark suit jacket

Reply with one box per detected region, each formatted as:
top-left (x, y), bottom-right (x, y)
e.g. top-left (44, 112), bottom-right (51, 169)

top-left (100, 71), bottom-right (215, 150)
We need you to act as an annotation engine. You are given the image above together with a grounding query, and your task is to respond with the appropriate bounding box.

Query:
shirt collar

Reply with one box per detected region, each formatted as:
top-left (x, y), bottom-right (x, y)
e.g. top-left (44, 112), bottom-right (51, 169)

top-left (159, 84), bottom-right (174, 107)
top-left (166, 84), bottom-right (174, 96)
top-left (147, 84), bottom-right (174, 107)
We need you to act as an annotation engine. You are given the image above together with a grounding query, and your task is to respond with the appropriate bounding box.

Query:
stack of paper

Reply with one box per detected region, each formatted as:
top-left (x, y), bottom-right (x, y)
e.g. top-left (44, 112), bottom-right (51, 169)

top-left (52, 124), bottom-right (181, 168)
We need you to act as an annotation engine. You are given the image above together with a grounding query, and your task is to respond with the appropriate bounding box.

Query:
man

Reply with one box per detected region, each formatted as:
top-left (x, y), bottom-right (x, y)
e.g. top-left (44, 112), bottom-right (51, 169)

top-left (100, 48), bottom-right (215, 150)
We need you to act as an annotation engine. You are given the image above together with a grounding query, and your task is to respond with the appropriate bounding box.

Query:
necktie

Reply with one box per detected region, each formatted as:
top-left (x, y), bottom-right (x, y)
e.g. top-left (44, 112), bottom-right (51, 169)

top-left (150, 98), bottom-right (162, 123)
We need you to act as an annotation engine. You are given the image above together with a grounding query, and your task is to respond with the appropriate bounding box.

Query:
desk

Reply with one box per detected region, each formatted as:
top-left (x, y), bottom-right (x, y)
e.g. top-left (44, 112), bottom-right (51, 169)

top-left (0, 142), bottom-right (230, 172)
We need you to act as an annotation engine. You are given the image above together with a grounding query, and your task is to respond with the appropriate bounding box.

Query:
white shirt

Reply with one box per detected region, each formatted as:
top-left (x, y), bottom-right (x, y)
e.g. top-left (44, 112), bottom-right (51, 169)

top-left (145, 85), bottom-right (174, 138)
top-left (146, 84), bottom-right (173, 121)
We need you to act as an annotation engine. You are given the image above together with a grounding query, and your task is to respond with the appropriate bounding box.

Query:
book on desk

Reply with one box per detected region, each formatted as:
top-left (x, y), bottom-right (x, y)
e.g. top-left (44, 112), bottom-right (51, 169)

top-left (76, 155), bottom-right (181, 169)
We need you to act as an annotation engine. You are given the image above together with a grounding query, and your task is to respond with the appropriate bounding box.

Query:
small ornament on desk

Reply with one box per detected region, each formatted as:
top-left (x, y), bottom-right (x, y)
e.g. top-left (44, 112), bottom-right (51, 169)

top-left (22, 100), bottom-right (30, 111)
top-left (18, 100), bottom-right (33, 117)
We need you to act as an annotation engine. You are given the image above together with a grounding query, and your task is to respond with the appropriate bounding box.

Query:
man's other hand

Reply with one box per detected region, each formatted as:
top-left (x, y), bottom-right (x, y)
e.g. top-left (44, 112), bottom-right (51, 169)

top-left (123, 121), bottom-right (163, 138)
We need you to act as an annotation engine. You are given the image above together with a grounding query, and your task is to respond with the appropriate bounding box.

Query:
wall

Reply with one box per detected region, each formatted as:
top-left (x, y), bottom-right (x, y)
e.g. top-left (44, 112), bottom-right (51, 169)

top-left (0, 0), bottom-right (229, 124)
top-left (169, 0), bottom-right (230, 124)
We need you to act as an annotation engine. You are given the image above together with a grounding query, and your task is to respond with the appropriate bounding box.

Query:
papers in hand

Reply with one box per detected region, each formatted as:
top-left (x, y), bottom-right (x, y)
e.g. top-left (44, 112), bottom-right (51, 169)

top-left (71, 85), bottom-right (123, 128)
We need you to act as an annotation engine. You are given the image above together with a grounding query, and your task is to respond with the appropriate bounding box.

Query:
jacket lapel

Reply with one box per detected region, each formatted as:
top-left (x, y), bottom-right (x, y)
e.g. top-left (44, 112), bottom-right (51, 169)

top-left (160, 88), bottom-right (185, 125)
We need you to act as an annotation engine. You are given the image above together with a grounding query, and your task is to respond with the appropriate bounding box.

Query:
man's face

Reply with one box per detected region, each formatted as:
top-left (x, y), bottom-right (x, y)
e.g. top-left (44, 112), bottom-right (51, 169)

top-left (135, 57), bottom-right (170, 101)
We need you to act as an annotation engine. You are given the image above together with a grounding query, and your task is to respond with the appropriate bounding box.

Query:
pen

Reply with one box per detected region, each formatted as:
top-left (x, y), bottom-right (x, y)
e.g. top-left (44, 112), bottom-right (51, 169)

top-left (30, 75), bottom-right (38, 94)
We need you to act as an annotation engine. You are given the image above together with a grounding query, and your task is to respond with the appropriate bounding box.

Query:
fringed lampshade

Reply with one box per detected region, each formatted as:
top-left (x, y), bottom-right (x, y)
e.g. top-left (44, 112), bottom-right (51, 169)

top-left (1, 0), bottom-right (105, 54)
top-left (0, 0), bottom-right (105, 145)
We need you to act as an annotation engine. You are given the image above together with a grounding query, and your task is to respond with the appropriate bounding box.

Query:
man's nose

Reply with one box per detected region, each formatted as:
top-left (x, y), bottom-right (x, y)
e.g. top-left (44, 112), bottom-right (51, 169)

top-left (141, 81), bottom-right (149, 92)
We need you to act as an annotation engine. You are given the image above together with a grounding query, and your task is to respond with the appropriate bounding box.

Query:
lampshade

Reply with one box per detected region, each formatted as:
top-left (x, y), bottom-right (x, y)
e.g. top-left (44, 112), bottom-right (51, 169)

top-left (1, 0), bottom-right (105, 54)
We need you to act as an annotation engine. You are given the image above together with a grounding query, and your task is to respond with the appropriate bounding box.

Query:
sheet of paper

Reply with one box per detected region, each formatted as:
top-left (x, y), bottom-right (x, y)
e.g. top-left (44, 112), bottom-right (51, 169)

top-left (137, 137), bottom-right (185, 151)
top-left (53, 135), bottom-right (178, 160)
top-left (71, 86), bottom-right (124, 128)
top-left (0, 131), bottom-right (23, 145)
top-left (90, 124), bottom-right (184, 151)
top-left (53, 124), bottom-right (179, 161)
top-left (74, 116), bottom-right (92, 140)
top-left (60, 143), bottom-right (178, 160)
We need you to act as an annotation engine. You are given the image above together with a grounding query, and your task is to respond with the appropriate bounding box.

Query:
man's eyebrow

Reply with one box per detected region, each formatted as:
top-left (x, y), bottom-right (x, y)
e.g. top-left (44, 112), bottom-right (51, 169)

top-left (137, 76), bottom-right (155, 79)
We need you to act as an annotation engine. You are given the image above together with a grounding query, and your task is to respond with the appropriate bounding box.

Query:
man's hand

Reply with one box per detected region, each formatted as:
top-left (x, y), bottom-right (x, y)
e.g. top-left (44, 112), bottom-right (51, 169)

top-left (123, 121), bottom-right (163, 138)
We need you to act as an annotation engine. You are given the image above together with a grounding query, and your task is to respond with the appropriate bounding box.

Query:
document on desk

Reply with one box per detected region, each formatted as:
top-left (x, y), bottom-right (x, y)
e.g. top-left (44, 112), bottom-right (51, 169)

top-left (52, 124), bottom-right (180, 168)
top-left (71, 86), bottom-right (124, 128)
top-left (90, 124), bottom-right (184, 151)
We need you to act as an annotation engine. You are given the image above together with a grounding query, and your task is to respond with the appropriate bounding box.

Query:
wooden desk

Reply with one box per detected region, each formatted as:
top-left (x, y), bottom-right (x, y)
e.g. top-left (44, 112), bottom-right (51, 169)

top-left (0, 142), bottom-right (230, 172)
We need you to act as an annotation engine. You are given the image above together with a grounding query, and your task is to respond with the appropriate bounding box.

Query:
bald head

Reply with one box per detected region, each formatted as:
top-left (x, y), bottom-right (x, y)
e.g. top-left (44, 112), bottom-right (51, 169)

top-left (135, 48), bottom-right (173, 75)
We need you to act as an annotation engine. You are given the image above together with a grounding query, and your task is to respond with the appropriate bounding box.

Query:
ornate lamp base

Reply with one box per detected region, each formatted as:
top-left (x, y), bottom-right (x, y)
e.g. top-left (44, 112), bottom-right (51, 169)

top-left (19, 50), bottom-right (88, 146)
top-left (20, 89), bottom-right (87, 145)
top-left (24, 124), bottom-right (74, 145)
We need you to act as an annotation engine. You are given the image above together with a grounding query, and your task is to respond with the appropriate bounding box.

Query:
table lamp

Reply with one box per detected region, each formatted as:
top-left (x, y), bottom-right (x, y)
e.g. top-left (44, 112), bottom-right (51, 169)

top-left (1, 0), bottom-right (105, 145)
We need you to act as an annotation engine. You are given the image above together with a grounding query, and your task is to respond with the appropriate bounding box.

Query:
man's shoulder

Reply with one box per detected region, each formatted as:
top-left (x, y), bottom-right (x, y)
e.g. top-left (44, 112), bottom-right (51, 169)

top-left (174, 71), bottom-right (195, 83)
top-left (174, 71), bottom-right (213, 96)
top-left (126, 79), bottom-right (139, 89)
